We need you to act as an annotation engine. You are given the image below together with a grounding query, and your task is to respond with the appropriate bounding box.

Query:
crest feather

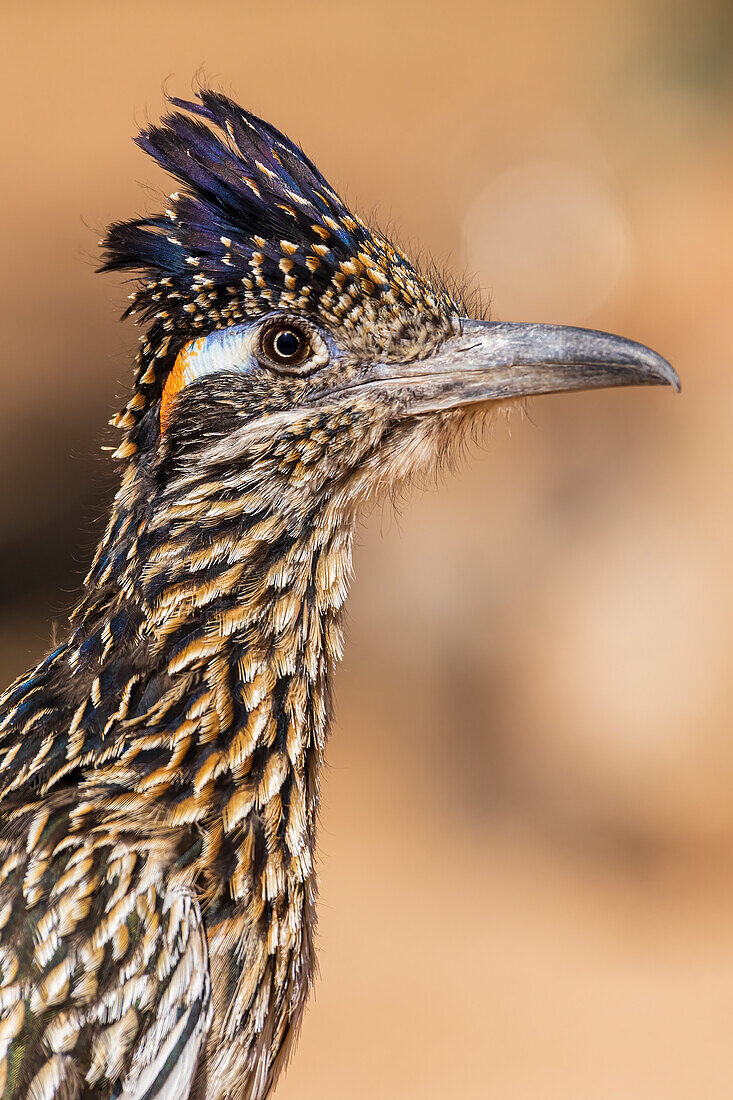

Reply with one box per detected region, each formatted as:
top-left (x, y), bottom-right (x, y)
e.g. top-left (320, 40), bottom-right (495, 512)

top-left (101, 89), bottom-right (362, 301)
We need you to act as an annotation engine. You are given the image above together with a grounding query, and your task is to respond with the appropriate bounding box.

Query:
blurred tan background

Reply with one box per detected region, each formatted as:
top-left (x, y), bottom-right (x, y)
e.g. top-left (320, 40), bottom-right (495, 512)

top-left (3, 0), bottom-right (733, 1095)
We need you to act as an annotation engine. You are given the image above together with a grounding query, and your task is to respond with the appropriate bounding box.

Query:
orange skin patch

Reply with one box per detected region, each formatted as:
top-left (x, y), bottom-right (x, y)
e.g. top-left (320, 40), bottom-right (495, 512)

top-left (160, 337), bottom-right (206, 433)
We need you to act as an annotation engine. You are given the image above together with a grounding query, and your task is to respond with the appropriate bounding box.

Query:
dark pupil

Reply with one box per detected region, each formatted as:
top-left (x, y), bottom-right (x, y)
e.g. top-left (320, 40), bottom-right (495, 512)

top-left (273, 330), bottom-right (301, 359)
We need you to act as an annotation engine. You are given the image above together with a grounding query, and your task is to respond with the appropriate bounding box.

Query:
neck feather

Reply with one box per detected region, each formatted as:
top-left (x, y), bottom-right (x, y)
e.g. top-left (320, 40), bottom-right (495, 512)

top-left (1, 436), bottom-right (359, 916)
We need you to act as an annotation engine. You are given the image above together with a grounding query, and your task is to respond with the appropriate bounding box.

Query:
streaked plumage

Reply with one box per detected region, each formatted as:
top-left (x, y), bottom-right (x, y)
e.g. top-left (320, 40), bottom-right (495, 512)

top-left (0, 89), bottom-right (678, 1100)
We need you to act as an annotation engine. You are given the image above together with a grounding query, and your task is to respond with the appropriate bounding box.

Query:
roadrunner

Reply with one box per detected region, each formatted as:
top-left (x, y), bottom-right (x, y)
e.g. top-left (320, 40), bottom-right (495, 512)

top-left (0, 89), bottom-right (678, 1100)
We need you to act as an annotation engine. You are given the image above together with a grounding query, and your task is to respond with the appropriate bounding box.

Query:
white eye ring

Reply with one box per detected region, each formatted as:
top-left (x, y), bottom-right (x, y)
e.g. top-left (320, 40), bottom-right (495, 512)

top-left (256, 318), bottom-right (330, 376)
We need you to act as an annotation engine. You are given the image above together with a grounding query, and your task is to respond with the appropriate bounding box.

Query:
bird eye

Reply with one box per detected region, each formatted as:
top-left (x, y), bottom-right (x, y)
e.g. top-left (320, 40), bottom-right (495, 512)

top-left (258, 319), bottom-right (328, 375)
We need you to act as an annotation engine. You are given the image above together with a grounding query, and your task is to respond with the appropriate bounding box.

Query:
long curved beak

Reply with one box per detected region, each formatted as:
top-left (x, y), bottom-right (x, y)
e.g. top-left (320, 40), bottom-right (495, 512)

top-left (353, 319), bottom-right (679, 415)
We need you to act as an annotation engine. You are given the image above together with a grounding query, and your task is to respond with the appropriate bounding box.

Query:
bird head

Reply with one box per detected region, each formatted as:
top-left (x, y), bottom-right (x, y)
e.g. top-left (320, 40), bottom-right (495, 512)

top-left (101, 90), bottom-right (678, 524)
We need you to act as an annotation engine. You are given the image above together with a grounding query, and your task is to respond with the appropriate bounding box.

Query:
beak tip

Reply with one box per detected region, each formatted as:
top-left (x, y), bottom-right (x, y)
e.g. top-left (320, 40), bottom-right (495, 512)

top-left (655, 357), bottom-right (681, 394)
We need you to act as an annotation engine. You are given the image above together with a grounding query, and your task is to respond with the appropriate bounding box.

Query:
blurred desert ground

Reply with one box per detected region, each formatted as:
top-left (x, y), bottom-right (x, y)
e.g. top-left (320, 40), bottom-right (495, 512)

top-left (2, 0), bottom-right (733, 1095)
